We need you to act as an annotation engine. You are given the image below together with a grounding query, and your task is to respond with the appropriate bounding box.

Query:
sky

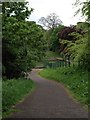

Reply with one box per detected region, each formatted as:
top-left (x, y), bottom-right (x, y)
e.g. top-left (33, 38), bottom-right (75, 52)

top-left (27, 0), bottom-right (85, 26)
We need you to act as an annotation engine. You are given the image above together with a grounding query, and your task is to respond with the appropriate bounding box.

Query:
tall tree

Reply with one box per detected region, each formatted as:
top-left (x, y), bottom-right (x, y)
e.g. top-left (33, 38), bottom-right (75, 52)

top-left (38, 13), bottom-right (63, 30)
top-left (2, 2), bottom-right (46, 78)
top-left (49, 25), bottom-right (64, 51)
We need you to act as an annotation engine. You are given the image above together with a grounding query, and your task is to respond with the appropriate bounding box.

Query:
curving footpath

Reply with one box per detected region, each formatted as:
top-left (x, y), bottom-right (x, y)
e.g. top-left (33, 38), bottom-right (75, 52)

top-left (9, 69), bottom-right (88, 118)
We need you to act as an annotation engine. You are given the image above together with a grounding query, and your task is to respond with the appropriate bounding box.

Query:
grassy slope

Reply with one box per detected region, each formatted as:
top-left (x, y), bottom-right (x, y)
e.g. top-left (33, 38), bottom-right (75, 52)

top-left (2, 78), bottom-right (35, 118)
top-left (45, 51), bottom-right (60, 58)
top-left (35, 51), bottom-right (60, 67)
top-left (39, 67), bottom-right (88, 107)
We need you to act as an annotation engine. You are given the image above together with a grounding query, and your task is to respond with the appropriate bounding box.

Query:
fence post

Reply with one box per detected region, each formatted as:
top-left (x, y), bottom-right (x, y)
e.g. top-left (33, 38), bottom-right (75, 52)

top-left (65, 56), bottom-right (67, 67)
top-left (59, 61), bottom-right (61, 67)
top-left (68, 55), bottom-right (71, 67)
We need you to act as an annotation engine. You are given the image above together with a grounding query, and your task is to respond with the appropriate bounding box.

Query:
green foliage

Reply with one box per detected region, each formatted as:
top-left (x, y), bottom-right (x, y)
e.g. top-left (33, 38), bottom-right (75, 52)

top-left (73, 0), bottom-right (90, 70)
top-left (57, 22), bottom-right (90, 70)
top-left (74, 0), bottom-right (90, 22)
top-left (2, 2), bottom-right (33, 21)
top-left (49, 25), bottom-right (64, 51)
top-left (2, 78), bottom-right (35, 117)
top-left (76, 22), bottom-right (90, 31)
top-left (67, 31), bottom-right (89, 70)
top-left (39, 68), bottom-right (88, 106)
top-left (2, 2), bottom-right (46, 78)
top-left (82, 0), bottom-right (90, 22)
top-left (43, 21), bottom-right (89, 71)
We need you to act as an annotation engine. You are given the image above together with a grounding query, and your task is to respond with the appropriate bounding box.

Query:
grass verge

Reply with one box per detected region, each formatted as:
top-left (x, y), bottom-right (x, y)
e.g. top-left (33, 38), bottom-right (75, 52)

top-left (2, 78), bottom-right (35, 118)
top-left (39, 67), bottom-right (88, 107)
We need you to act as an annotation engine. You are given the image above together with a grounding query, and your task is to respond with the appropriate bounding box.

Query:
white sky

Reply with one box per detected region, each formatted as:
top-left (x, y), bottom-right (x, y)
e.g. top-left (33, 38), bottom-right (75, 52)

top-left (27, 0), bottom-right (85, 26)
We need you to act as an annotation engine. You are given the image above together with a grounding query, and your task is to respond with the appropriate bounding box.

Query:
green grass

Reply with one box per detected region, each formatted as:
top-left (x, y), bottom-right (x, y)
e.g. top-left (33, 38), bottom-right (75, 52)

top-left (45, 51), bottom-right (60, 59)
top-left (2, 78), bottom-right (35, 118)
top-left (39, 67), bottom-right (88, 107)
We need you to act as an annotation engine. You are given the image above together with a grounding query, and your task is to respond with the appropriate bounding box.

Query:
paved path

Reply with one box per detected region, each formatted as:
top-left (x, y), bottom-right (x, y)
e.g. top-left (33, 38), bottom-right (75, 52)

top-left (10, 69), bottom-right (88, 118)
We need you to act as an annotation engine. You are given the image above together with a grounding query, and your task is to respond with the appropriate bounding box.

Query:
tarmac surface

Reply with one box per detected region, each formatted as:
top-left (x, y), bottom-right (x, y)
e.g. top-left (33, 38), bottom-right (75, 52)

top-left (9, 69), bottom-right (88, 118)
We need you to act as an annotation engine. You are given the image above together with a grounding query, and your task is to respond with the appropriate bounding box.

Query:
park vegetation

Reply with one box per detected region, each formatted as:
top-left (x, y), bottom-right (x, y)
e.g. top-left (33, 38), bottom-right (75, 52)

top-left (2, 78), bottom-right (35, 118)
top-left (39, 67), bottom-right (88, 107)
top-left (1, 0), bottom-right (90, 117)
top-left (2, 2), bottom-right (46, 117)
top-left (2, 2), bottom-right (46, 79)
top-left (39, 0), bottom-right (90, 107)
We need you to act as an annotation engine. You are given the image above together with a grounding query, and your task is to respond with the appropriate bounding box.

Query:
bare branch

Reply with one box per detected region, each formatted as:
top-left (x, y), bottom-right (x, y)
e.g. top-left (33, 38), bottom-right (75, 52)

top-left (38, 13), bottom-right (63, 30)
